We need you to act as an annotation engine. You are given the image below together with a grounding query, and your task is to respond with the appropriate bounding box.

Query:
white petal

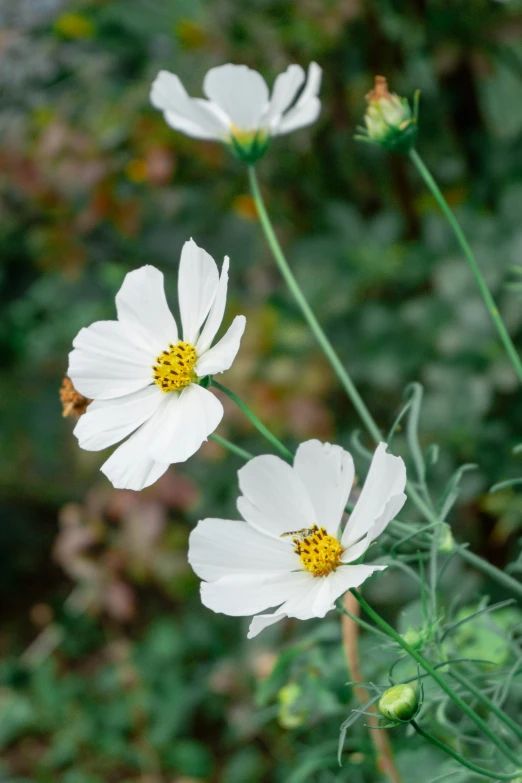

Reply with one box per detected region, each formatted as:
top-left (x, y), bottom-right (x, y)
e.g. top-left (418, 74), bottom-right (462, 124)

top-left (320, 565), bottom-right (386, 609)
top-left (101, 398), bottom-right (171, 490)
top-left (115, 265), bottom-right (178, 357)
top-left (203, 64), bottom-right (269, 131)
top-left (151, 70), bottom-right (229, 140)
top-left (370, 492), bottom-right (407, 542)
top-left (73, 385), bottom-right (163, 451)
top-left (276, 62), bottom-right (322, 136)
top-left (293, 440), bottom-right (354, 536)
top-left (237, 455), bottom-right (315, 539)
top-left (68, 321), bottom-right (153, 400)
top-left (149, 383), bottom-right (223, 463)
top-left (195, 315), bottom-right (246, 377)
top-left (263, 64), bottom-right (305, 128)
top-left (341, 534), bottom-right (371, 564)
top-left (188, 518), bottom-right (297, 582)
top-left (248, 611), bottom-right (287, 639)
top-left (178, 239), bottom-right (220, 345)
top-left (200, 570), bottom-right (310, 617)
top-left (342, 443), bottom-right (406, 549)
top-left (196, 257), bottom-right (229, 355)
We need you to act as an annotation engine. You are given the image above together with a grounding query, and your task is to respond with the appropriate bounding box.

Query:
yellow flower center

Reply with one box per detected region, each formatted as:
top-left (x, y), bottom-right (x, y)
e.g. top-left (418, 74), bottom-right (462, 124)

top-left (291, 525), bottom-right (344, 578)
top-left (152, 341), bottom-right (197, 393)
top-left (229, 124), bottom-right (267, 147)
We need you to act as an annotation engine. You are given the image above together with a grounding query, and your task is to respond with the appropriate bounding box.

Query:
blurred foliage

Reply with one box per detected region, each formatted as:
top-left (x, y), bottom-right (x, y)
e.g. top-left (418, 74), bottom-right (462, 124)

top-left (3, 0), bottom-right (522, 779)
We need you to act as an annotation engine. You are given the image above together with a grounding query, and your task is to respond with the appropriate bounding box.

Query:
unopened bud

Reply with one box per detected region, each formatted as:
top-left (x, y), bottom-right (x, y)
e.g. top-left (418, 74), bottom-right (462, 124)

top-left (357, 76), bottom-right (418, 154)
top-left (378, 684), bottom-right (420, 723)
top-left (438, 523), bottom-right (455, 553)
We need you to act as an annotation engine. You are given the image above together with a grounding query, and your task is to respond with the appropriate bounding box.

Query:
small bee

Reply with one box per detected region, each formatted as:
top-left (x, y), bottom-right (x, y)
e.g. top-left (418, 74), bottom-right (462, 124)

top-left (280, 527), bottom-right (317, 541)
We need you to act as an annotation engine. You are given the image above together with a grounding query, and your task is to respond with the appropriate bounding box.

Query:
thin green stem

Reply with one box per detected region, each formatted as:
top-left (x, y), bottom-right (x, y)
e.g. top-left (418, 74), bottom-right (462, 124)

top-left (248, 165), bottom-right (382, 443)
top-left (409, 148), bottom-right (522, 385)
top-left (351, 589), bottom-right (521, 767)
top-left (211, 379), bottom-right (293, 461)
top-left (456, 546), bottom-right (522, 601)
top-left (209, 433), bottom-right (253, 461)
top-left (336, 601), bottom-right (391, 643)
top-left (451, 668), bottom-right (522, 743)
top-left (410, 720), bottom-right (521, 780)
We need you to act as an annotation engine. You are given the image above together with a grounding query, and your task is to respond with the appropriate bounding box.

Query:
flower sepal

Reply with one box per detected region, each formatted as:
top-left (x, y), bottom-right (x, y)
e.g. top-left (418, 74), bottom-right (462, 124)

top-left (229, 130), bottom-right (271, 164)
top-left (356, 76), bottom-right (419, 154)
top-left (198, 374), bottom-right (212, 389)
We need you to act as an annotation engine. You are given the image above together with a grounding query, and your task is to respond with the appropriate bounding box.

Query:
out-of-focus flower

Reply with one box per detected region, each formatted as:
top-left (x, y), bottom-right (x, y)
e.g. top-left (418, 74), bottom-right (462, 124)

top-left (188, 440), bottom-right (406, 638)
top-left (54, 13), bottom-right (96, 39)
top-left (60, 376), bottom-right (91, 418)
top-left (356, 75), bottom-right (418, 153)
top-left (68, 239), bottom-right (246, 490)
top-left (150, 62), bottom-right (322, 163)
top-left (378, 683), bottom-right (420, 723)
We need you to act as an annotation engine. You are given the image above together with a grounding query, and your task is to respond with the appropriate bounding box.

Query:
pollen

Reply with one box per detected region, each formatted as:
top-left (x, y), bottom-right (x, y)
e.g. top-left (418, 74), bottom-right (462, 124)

top-left (152, 340), bottom-right (197, 393)
top-left (292, 525), bottom-right (343, 578)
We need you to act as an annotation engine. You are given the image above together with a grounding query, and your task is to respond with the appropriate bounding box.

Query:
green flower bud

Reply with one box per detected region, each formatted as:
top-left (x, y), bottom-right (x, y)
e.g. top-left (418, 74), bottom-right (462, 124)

top-left (356, 76), bottom-right (418, 154)
top-left (378, 684), bottom-right (420, 723)
top-left (401, 628), bottom-right (423, 649)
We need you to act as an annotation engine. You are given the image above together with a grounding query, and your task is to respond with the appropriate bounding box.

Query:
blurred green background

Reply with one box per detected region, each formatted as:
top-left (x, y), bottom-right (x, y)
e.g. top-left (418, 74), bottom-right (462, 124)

top-left (2, 0), bottom-right (522, 780)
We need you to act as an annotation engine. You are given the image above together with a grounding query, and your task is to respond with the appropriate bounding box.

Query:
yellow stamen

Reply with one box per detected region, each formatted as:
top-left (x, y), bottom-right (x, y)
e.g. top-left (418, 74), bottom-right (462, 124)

top-left (291, 525), bottom-right (343, 578)
top-left (152, 340), bottom-right (197, 393)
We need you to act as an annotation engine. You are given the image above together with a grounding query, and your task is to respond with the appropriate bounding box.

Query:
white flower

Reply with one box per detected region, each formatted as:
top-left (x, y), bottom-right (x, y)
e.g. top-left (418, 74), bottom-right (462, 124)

top-left (68, 239), bottom-right (246, 491)
top-left (150, 62), bottom-right (322, 161)
top-left (189, 440), bottom-right (407, 638)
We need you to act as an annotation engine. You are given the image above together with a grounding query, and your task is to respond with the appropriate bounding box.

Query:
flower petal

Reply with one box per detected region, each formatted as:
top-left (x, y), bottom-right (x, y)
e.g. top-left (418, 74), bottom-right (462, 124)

top-left (188, 517), bottom-right (297, 582)
top-left (342, 443), bottom-right (406, 549)
top-left (263, 64), bottom-right (305, 129)
top-left (200, 570), bottom-right (311, 617)
top-left (293, 440), bottom-right (354, 536)
top-left (195, 315), bottom-right (246, 377)
top-left (248, 612), bottom-right (287, 639)
top-left (276, 62), bottom-right (322, 136)
top-left (237, 455), bottom-right (315, 539)
top-left (203, 64), bottom-right (269, 131)
top-left (115, 265), bottom-right (178, 356)
top-left (150, 70), bottom-right (229, 140)
top-left (101, 398), bottom-right (171, 490)
top-left (196, 256), bottom-right (229, 355)
top-left (68, 321), bottom-right (153, 400)
top-left (149, 383), bottom-right (223, 464)
top-left (178, 239), bottom-right (220, 345)
top-left (73, 385), bottom-right (164, 451)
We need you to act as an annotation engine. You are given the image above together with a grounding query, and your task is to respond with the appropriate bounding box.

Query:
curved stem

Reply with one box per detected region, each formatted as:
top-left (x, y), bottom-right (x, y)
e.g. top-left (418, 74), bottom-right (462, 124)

top-left (340, 593), bottom-right (403, 783)
top-left (410, 720), bottom-right (521, 780)
top-left (211, 379), bottom-right (293, 461)
top-left (351, 589), bottom-right (521, 767)
top-left (209, 433), bottom-right (253, 461)
top-left (248, 165), bottom-right (522, 603)
top-left (409, 149), bottom-right (522, 385)
top-left (248, 165), bottom-right (382, 443)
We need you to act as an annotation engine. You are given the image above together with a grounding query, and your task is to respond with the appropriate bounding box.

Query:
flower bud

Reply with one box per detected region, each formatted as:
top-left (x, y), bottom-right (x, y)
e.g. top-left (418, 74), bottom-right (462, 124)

top-left (438, 522), bottom-right (455, 553)
top-left (378, 684), bottom-right (420, 723)
top-left (357, 76), bottom-right (418, 154)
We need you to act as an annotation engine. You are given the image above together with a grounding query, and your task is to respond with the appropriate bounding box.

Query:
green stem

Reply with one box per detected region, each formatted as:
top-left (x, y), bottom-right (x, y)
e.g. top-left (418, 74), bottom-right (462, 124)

top-left (249, 165), bottom-right (522, 603)
top-left (410, 720), bottom-right (521, 780)
top-left (409, 148), bottom-right (522, 385)
top-left (451, 668), bottom-right (522, 743)
top-left (351, 589), bottom-right (521, 767)
top-left (336, 601), bottom-right (390, 643)
top-left (211, 379), bottom-right (293, 461)
top-left (209, 433), bottom-right (253, 461)
top-left (248, 165), bottom-right (382, 444)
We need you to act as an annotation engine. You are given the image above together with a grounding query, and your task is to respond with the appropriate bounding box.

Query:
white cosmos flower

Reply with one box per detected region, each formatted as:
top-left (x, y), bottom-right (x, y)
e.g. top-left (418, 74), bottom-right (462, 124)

top-left (189, 440), bottom-right (406, 638)
top-left (68, 239), bottom-right (246, 491)
top-left (150, 62), bottom-right (322, 161)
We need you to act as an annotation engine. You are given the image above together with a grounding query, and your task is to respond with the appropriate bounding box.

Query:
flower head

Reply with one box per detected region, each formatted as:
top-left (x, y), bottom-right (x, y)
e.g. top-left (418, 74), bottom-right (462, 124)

top-left (188, 440), bottom-right (407, 638)
top-left (68, 239), bottom-right (245, 491)
top-left (357, 75), bottom-right (419, 153)
top-left (150, 62), bottom-right (322, 163)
